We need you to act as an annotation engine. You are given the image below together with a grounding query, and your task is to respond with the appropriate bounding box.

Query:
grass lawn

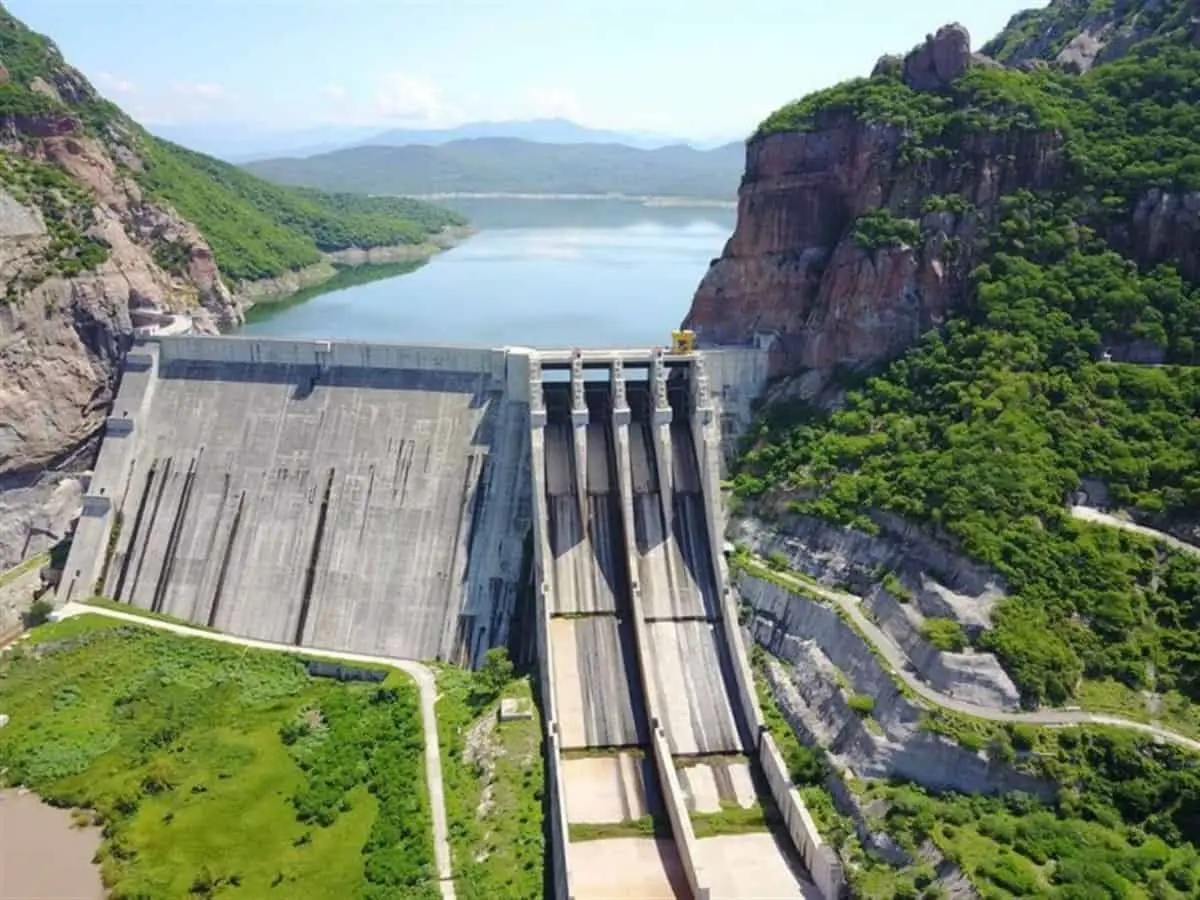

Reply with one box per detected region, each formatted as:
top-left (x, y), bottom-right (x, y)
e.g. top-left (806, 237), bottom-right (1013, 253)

top-left (0, 615), bottom-right (437, 899)
top-left (436, 665), bottom-right (545, 900)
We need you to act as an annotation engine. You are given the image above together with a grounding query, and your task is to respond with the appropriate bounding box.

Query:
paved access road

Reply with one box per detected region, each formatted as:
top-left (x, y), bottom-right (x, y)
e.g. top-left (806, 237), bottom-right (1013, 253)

top-left (1071, 506), bottom-right (1200, 559)
top-left (747, 560), bottom-right (1200, 754)
top-left (54, 603), bottom-right (457, 900)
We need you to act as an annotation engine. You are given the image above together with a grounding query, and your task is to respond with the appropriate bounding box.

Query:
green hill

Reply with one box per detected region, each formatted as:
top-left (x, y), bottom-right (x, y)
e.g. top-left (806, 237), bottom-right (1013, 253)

top-left (242, 137), bottom-right (744, 201)
top-left (726, 4), bottom-right (1200, 894)
top-left (740, 0), bottom-right (1200, 707)
top-left (0, 5), bottom-right (463, 286)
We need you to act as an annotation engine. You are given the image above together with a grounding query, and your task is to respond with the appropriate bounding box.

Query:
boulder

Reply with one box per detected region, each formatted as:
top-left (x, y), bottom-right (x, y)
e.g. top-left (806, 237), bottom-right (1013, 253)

top-left (903, 23), bottom-right (972, 92)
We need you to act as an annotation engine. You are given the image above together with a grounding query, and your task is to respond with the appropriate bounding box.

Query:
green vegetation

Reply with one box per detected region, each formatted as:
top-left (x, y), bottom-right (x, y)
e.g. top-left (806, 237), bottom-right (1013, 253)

top-left (737, 26), bottom-right (1200, 710)
top-left (82, 595), bottom-right (218, 632)
top-left (0, 551), bottom-right (48, 588)
top-left (435, 653), bottom-right (544, 900)
top-left (0, 616), bottom-right (438, 898)
top-left (135, 139), bottom-right (464, 282)
top-left (242, 138), bottom-right (743, 200)
top-left (755, 595), bottom-right (1200, 898)
top-left (848, 693), bottom-right (876, 716)
top-left (858, 735), bottom-right (1200, 899)
top-left (852, 208), bottom-right (921, 251)
top-left (982, 0), bottom-right (1194, 66)
top-left (920, 618), bottom-right (968, 653)
top-left (0, 8), bottom-right (465, 287)
top-left (0, 150), bottom-right (109, 298)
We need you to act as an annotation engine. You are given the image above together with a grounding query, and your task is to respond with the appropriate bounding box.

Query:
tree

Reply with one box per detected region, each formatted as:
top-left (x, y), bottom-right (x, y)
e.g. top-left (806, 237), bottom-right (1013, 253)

top-left (469, 647), bottom-right (515, 711)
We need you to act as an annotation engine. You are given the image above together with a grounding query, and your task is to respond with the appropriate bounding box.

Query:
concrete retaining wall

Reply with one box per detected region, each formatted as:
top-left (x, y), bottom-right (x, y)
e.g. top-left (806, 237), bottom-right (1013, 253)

top-left (611, 391), bottom-right (713, 900)
top-left (527, 413), bottom-right (572, 900)
top-left (697, 346), bottom-right (770, 457)
top-left (865, 589), bottom-right (1020, 710)
top-left (56, 346), bottom-right (160, 605)
top-left (651, 725), bottom-right (711, 900)
top-left (760, 733), bottom-right (846, 899)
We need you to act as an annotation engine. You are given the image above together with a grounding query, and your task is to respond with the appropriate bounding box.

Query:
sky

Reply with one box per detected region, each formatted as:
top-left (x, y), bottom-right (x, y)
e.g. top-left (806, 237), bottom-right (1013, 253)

top-left (8, 0), bottom-right (1048, 141)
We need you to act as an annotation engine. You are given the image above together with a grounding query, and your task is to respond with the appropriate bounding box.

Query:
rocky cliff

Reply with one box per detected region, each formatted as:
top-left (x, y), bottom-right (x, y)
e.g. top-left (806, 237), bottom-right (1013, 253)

top-left (685, 10), bottom-right (1200, 381)
top-left (0, 6), bottom-right (465, 572)
top-left (0, 30), bottom-right (242, 568)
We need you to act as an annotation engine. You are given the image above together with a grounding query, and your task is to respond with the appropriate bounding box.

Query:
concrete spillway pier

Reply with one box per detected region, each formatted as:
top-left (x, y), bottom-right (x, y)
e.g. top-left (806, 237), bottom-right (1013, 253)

top-left (58, 335), bottom-right (840, 899)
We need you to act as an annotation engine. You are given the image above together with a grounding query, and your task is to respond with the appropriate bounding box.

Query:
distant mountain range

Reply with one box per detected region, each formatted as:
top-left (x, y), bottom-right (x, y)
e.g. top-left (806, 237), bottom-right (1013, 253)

top-left (242, 136), bottom-right (745, 201)
top-left (151, 117), bottom-right (741, 163)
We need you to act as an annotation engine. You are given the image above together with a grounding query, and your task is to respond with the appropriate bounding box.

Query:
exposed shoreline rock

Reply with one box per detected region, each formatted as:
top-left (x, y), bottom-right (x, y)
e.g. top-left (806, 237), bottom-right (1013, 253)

top-left (232, 225), bottom-right (473, 307)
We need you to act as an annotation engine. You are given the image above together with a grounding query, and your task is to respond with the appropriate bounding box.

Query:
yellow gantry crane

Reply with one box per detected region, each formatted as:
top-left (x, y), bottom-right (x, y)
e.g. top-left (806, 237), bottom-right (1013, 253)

top-left (669, 329), bottom-right (696, 354)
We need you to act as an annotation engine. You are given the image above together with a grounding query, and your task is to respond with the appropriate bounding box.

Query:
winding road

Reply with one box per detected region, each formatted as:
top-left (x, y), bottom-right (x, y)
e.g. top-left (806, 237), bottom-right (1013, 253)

top-left (51, 602), bottom-right (457, 900)
top-left (1070, 506), bottom-right (1200, 559)
top-left (745, 558), bottom-right (1200, 754)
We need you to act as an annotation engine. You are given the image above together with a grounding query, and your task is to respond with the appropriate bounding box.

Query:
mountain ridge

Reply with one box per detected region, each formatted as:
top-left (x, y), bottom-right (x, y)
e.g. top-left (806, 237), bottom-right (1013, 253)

top-left (243, 135), bottom-right (745, 200)
top-left (151, 116), bottom-right (735, 164)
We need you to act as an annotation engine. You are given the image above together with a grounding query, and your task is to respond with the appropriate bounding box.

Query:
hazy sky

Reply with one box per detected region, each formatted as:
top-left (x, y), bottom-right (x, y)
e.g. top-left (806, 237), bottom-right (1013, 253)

top-left (9, 0), bottom-right (1047, 139)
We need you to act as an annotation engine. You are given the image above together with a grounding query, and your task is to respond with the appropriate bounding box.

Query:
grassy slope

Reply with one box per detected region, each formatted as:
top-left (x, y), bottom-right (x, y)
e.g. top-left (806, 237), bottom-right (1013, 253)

top-left (0, 6), bottom-right (465, 285)
top-left (242, 138), bottom-right (744, 200)
top-left (0, 616), bottom-right (438, 899)
top-left (435, 665), bottom-right (544, 900)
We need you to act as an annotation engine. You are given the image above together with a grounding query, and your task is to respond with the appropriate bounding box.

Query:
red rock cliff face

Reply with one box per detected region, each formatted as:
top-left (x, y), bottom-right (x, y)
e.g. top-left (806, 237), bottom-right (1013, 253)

top-left (684, 21), bottom-right (1199, 379)
top-left (684, 111), bottom-right (1066, 377)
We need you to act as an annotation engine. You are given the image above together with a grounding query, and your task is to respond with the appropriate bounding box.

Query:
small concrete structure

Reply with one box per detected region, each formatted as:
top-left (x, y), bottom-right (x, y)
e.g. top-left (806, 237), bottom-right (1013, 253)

top-left (498, 697), bottom-right (534, 721)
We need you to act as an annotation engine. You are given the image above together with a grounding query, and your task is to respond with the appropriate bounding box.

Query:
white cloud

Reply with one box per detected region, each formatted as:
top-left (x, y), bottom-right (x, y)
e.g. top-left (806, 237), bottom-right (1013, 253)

top-left (322, 84), bottom-right (347, 101)
top-left (373, 72), bottom-right (448, 123)
top-left (172, 82), bottom-right (230, 100)
top-left (95, 71), bottom-right (137, 96)
top-left (522, 87), bottom-right (583, 120)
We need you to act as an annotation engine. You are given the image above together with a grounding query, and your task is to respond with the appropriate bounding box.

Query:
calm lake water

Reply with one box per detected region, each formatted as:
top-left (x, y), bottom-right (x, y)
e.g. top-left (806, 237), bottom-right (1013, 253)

top-left (240, 199), bottom-right (736, 348)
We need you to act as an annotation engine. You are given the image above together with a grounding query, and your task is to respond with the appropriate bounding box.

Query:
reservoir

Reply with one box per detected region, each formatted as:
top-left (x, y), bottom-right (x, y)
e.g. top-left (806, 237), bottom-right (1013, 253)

top-left (240, 198), bottom-right (737, 347)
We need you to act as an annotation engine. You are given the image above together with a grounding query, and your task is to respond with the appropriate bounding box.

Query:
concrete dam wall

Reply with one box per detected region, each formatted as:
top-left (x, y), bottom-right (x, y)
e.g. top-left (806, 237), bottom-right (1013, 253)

top-left (56, 335), bottom-right (835, 899)
top-left (58, 337), bottom-right (533, 665)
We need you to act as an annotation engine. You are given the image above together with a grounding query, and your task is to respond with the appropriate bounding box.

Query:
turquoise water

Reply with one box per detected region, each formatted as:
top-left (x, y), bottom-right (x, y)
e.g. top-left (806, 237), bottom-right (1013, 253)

top-left (239, 199), bottom-right (736, 348)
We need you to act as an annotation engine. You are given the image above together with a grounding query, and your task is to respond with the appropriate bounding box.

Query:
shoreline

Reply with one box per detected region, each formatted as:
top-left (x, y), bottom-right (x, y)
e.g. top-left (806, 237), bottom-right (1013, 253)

top-left (382, 191), bottom-right (737, 209)
top-left (232, 224), bottom-right (473, 309)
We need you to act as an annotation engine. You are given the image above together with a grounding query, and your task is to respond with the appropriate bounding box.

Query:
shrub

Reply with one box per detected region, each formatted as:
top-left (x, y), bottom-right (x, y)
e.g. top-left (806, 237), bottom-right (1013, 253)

top-left (848, 694), bottom-right (875, 716)
top-left (921, 618), bottom-right (968, 653)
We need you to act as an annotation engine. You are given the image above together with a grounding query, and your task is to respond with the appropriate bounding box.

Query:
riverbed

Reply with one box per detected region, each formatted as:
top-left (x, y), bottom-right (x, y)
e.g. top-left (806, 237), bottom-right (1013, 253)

top-left (0, 789), bottom-right (103, 899)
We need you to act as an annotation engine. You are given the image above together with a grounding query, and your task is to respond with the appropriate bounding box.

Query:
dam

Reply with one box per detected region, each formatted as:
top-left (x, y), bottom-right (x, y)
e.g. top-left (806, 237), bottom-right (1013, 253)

top-left (57, 335), bottom-right (842, 900)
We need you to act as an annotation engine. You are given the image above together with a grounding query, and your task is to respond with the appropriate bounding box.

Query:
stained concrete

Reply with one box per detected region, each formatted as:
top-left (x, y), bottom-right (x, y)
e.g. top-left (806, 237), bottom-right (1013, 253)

top-left (677, 760), bottom-right (757, 814)
top-left (562, 753), bottom-right (660, 823)
top-left (569, 838), bottom-right (689, 900)
top-left (627, 412), bottom-right (745, 756)
top-left (549, 616), bottom-right (646, 749)
top-left (103, 363), bottom-right (494, 660)
top-left (698, 834), bottom-right (818, 900)
top-left (645, 620), bottom-right (741, 755)
top-left (66, 339), bottom-right (531, 666)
